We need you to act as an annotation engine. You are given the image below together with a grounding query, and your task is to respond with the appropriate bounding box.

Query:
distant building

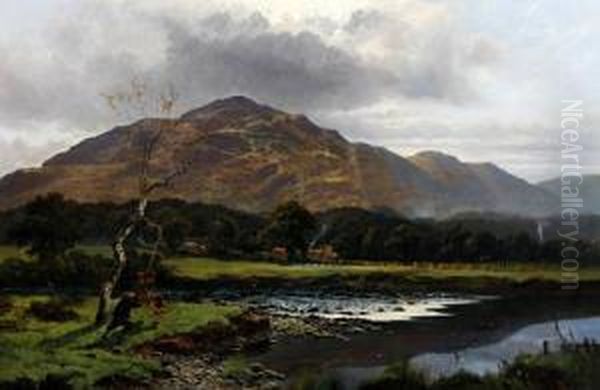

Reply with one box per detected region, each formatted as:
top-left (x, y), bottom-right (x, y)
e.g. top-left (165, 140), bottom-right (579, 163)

top-left (308, 245), bottom-right (339, 263)
top-left (270, 246), bottom-right (288, 261)
top-left (180, 240), bottom-right (208, 256)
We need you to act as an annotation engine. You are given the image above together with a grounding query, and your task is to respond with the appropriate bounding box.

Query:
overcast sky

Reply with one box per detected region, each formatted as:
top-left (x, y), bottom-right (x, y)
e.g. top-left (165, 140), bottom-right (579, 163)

top-left (0, 0), bottom-right (598, 182)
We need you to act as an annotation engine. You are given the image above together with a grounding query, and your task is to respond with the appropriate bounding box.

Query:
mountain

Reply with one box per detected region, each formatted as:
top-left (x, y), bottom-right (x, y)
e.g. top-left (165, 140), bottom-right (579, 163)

top-left (0, 96), bottom-right (558, 217)
top-left (408, 151), bottom-right (558, 217)
top-left (538, 175), bottom-right (600, 215)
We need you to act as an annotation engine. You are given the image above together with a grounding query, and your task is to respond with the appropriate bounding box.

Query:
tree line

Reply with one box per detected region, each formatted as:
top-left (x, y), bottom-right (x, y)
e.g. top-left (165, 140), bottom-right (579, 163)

top-left (1, 194), bottom-right (599, 265)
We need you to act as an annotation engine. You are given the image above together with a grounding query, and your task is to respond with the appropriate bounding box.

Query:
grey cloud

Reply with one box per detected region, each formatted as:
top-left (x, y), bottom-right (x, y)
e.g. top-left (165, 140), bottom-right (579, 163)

top-left (160, 22), bottom-right (400, 112)
top-left (0, 136), bottom-right (70, 175)
top-left (0, 2), bottom-right (502, 135)
top-left (344, 9), bottom-right (384, 33)
top-left (9, 1), bottom-right (579, 182)
top-left (0, 1), bottom-right (181, 131)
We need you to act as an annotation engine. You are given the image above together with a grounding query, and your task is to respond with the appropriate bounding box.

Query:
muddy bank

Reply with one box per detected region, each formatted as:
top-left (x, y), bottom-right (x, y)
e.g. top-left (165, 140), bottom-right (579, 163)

top-left (135, 311), bottom-right (270, 356)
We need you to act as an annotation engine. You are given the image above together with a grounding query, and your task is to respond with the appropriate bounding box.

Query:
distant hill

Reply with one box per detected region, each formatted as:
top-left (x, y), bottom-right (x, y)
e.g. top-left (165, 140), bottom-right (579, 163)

top-left (407, 151), bottom-right (558, 217)
top-left (538, 175), bottom-right (600, 215)
top-left (0, 96), bottom-right (559, 217)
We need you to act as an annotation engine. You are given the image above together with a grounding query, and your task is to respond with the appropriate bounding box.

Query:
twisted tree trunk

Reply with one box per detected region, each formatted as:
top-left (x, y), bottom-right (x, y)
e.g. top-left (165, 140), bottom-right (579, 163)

top-left (95, 85), bottom-right (185, 331)
top-left (95, 199), bottom-right (147, 326)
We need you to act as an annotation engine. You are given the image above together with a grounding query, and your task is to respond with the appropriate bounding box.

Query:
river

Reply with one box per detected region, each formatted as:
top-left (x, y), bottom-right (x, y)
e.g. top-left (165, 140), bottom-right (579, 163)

top-left (247, 292), bottom-right (600, 388)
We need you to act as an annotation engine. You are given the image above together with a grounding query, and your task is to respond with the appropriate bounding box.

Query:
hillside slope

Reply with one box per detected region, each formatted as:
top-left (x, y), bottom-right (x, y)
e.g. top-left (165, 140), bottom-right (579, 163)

top-left (0, 96), bottom-right (558, 217)
top-left (538, 175), bottom-right (600, 215)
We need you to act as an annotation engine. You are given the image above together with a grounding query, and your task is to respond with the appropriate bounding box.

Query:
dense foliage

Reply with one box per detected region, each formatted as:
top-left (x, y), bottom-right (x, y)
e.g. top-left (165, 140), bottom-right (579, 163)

top-left (1, 195), bottom-right (599, 265)
top-left (7, 194), bottom-right (80, 261)
top-left (260, 201), bottom-right (317, 261)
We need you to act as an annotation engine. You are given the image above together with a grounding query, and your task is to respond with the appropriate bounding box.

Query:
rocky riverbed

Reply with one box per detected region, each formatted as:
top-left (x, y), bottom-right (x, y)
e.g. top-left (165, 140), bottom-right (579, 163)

top-left (145, 307), bottom-right (391, 389)
top-left (144, 291), bottom-right (486, 389)
top-left (155, 354), bottom-right (285, 389)
top-left (243, 292), bottom-right (483, 322)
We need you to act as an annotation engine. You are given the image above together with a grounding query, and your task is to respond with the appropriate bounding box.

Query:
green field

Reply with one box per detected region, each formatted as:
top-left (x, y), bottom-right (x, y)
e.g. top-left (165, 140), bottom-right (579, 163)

top-left (0, 245), bottom-right (32, 261)
top-left (167, 256), bottom-right (600, 283)
top-left (0, 244), bottom-right (112, 263)
top-left (0, 294), bottom-right (240, 388)
top-left (2, 244), bottom-right (599, 284)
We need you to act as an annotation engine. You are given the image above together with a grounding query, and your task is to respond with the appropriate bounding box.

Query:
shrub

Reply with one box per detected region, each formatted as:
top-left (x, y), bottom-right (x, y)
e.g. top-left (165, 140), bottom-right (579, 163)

top-left (0, 295), bottom-right (13, 312)
top-left (50, 250), bottom-right (113, 288)
top-left (0, 257), bottom-right (40, 286)
top-left (431, 371), bottom-right (487, 390)
top-left (289, 371), bottom-right (343, 390)
top-left (26, 299), bottom-right (79, 322)
top-left (502, 355), bottom-right (572, 390)
top-left (360, 361), bottom-right (427, 390)
top-left (0, 252), bottom-right (112, 289)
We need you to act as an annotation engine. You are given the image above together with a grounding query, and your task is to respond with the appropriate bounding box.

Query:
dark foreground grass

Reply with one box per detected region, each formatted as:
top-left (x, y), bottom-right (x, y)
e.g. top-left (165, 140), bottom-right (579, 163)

top-left (291, 348), bottom-right (600, 389)
top-left (357, 348), bottom-right (600, 390)
top-left (0, 294), bottom-right (241, 388)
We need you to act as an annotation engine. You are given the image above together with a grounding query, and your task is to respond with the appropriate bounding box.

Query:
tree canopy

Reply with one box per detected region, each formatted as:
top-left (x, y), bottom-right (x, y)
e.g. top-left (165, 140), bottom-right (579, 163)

top-left (260, 201), bottom-right (317, 261)
top-left (8, 194), bottom-right (80, 262)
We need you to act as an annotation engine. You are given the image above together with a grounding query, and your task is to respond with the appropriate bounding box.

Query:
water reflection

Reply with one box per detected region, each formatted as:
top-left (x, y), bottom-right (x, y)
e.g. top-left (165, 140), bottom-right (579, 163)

top-left (247, 294), bottom-right (483, 322)
top-left (411, 316), bottom-right (600, 378)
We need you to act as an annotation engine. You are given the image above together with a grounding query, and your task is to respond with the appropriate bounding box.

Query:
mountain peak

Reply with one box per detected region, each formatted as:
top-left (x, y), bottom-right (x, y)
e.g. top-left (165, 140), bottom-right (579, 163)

top-left (180, 95), bottom-right (278, 121)
top-left (210, 95), bottom-right (262, 108)
top-left (0, 98), bottom-right (559, 217)
top-left (410, 151), bottom-right (463, 168)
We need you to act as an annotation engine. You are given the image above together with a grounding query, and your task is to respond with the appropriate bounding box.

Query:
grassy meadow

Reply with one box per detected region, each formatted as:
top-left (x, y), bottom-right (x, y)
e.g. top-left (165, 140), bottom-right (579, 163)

top-left (0, 244), bottom-right (112, 263)
top-left (2, 244), bottom-right (600, 284)
top-left (1, 244), bottom-right (599, 387)
top-left (0, 294), bottom-right (240, 388)
top-left (0, 245), bottom-right (32, 262)
top-left (167, 256), bottom-right (600, 284)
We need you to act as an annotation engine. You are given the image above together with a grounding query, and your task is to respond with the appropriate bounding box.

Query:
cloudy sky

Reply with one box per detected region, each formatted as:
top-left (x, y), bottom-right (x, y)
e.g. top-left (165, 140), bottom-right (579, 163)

top-left (0, 0), bottom-right (598, 182)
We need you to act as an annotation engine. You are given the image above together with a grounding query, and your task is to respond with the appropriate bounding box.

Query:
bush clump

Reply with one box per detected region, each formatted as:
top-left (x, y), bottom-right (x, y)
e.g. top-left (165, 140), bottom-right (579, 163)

top-left (0, 252), bottom-right (112, 289)
top-left (0, 249), bottom-right (175, 292)
top-left (358, 349), bottom-right (600, 390)
top-left (26, 299), bottom-right (79, 322)
top-left (0, 295), bottom-right (12, 312)
top-left (361, 361), bottom-right (427, 390)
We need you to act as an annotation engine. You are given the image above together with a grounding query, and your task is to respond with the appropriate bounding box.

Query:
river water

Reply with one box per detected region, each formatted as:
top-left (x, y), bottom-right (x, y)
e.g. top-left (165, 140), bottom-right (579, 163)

top-left (250, 293), bottom-right (600, 388)
top-left (246, 293), bottom-right (486, 322)
top-left (410, 316), bottom-right (600, 378)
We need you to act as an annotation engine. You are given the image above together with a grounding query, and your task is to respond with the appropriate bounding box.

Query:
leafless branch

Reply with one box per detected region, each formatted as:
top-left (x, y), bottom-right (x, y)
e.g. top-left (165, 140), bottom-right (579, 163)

top-left (95, 79), bottom-right (187, 329)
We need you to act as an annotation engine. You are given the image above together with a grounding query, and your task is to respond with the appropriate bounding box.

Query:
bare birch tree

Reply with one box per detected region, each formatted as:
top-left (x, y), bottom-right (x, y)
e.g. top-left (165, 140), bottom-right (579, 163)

top-left (95, 80), bottom-right (189, 329)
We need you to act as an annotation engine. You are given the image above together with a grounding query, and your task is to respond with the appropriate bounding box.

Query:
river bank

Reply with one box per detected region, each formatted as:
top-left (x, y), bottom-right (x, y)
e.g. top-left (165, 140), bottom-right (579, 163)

top-left (249, 291), bottom-right (600, 387)
top-left (2, 258), bottom-right (600, 389)
top-left (165, 257), bottom-right (600, 299)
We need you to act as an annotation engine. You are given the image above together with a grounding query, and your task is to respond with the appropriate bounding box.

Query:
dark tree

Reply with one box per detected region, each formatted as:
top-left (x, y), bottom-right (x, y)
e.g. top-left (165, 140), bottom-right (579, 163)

top-left (163, 219), bottom-right (191, 254)
top-left (207, 216), bottom-right (239, 256)
top-left (8, 193), bottom-right (80, 262)
top-left (507, 232), bottom-right (539, 261)
top-left (261, 201), bottom-right (316, 262)
top-left (464, 231), bottom-right (498, 261)
top-left (384, 223), bottom-right (424, 261)
top-left (439, 224), bottom-right (473, 261)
